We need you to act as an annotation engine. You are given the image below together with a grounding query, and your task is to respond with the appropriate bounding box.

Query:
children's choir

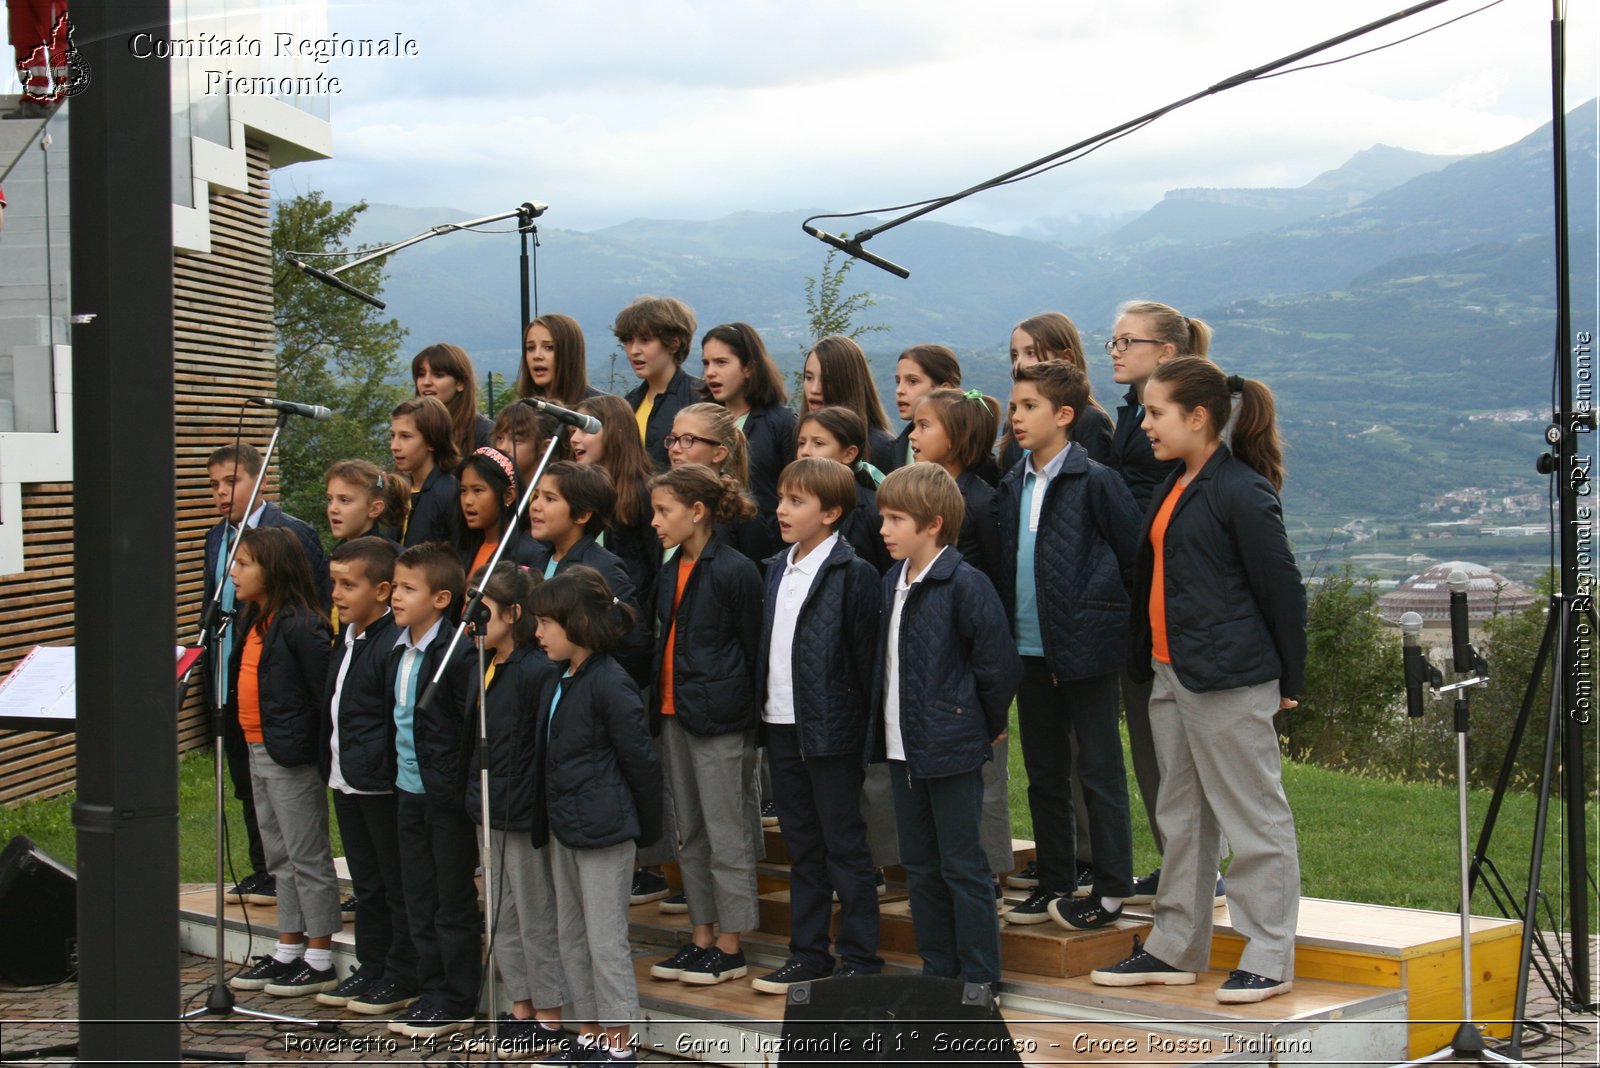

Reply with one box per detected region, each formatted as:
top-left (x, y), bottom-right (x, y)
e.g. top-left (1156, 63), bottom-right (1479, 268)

top-left (204, 298), bottom-right (1307, 1059)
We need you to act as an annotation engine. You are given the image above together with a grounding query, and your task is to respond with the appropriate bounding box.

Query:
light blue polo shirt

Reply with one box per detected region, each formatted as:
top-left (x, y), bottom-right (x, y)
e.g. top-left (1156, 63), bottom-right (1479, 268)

top-left (392, 617), bottom-right (443, 794)
top-left (1014, 443), bottom-right (1073, 657)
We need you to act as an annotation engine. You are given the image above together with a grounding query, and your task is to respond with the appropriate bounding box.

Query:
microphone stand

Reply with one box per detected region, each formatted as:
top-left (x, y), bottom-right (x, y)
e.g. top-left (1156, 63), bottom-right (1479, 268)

top-left (186, 409), bottom-right (329, 1037)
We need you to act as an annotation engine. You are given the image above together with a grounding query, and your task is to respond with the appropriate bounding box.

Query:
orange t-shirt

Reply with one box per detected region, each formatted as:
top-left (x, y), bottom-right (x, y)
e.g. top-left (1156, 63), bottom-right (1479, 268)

top-left (470, 539), bottom-right (498, 578)
top-left (238, 623), bottom-right (266, 743)
top-left (657, 556), bottom-right (696, 716)
top-left (1148, 481), bottom-right (1186, 665)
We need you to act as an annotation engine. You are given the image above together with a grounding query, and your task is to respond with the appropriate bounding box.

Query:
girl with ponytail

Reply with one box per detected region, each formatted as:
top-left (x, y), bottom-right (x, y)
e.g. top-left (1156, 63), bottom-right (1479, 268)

top-left (999, 312), bottom-right (1113, 471)
top-left (666, 402), bottom-right (776, 561)
top-left (794, 406), bottom-right (892, 574)
top-left (643, 464), bottom-right (764, 986)
top-left (1092, 356), bottom-right (1303, 1005)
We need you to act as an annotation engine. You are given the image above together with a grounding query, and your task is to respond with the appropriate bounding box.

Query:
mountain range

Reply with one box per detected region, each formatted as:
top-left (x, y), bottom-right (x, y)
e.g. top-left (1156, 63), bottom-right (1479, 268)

top-left (336, 100), bottom-right (1598, 534)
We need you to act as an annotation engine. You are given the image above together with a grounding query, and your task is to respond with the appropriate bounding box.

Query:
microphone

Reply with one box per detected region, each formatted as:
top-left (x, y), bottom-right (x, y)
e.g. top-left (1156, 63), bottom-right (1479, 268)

top-left (286, 256), bottom-right (387, 311)
top-left (1447, 569), bottom-right (1473, 673)
top-left (251, 397), bottom-right (333, 420)
top-left (521, 201), bottom-right (549, 219)
top-left (1401, 612), bottom-right (1429, 719)
top-left (518, 397), bottom-right (601, 434)
top-left (801, 225), bottom-right (911, 280)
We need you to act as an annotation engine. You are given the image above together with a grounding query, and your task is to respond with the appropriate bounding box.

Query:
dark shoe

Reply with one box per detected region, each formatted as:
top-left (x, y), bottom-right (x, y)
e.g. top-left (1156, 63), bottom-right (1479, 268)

top-left (1072, 862), bottom-right (1095, 899)
top-left (340, 894), bottom-right (357, 919)
top-left (229, 954), bottom-right (296, 991)
top-left (351, 977), bottom-right (420, 1015)
top-left (263, 961), bottom-right (339, 997)
top-left (315, 966), bottom-right (376, 1006)
top-left (1089, 938), bottom-right (1196, 987)
top-left (386, 994), bottom-right (435, 1033)
top-left (751, 959), bottom-right (832, 995)
top-left (224, 870), bottom-right (271, 904)
top-left (394, 999), bottom-right (467, 1037)
top-left (1048, 896), bottom-right (1123, 931)
top-left (629, 869), bottom-right (670, 905)
top-left (1126, 867), bottom-right (1160, 905)
top-left (830, 965), bottom-right (876, 978)
top-left (1216, 969), bottom-right (1292, 1003)
top-left (649, 942), bottom-right (707, 980)
top-left (1003, 887), bottom-right (1061, 925)
top-left (760, 800), bottom-right (779, 827)
top-left (536, 1037), bottom-right (594, 1065)
top-left (1005, 858), bottom-right (1039, 889)
top-left (678, 946), bottom-right (747, 985)
top-left (658, 892), bottom-right (688, 914)
top-left (244, 872), bottom-right (277, 905)
top-left (493, 1014), bottom-right (546, 1060)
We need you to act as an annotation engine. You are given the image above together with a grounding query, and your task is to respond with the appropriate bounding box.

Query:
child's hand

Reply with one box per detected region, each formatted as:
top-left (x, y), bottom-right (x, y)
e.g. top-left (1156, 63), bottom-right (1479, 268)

top-left (991, 730), bottom-right (1008, 744)
top-left (1278, 697), bottom-right (1298, 711)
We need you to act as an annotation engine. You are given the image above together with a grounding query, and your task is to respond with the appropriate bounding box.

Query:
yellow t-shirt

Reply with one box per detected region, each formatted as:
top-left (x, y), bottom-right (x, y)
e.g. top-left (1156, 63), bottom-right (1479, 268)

top-left (635, 393), bottom-right (655, 444)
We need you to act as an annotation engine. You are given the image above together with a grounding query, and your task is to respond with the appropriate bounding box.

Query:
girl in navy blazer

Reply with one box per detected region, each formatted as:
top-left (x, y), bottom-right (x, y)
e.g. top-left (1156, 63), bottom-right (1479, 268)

top-left (391, 396), bottom-right (460, 548)
top-left (225, 526), bottom-right (340, 997)
top-left (698, 322), bottom-right (797, 520)
top-left (1093, 357), bottom-right (1305, 1006)
top-left (643, 465), bottom-right (764, 987)
top-left (531, 566), bottom-right (661, 1062)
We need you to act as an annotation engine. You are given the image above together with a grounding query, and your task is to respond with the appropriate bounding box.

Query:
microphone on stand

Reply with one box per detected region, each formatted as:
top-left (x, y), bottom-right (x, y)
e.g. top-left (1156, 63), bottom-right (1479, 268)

top-left (518, 397), bottom-right (601, 434)
top-left (1447, 570), bottom-right (1474, 673)
top-left (286, 256), bottom-right (387, 310)
top-left (1401, 612), bottom-right (1432, 719)
top-left (251, 397), bottom-right (333, 420)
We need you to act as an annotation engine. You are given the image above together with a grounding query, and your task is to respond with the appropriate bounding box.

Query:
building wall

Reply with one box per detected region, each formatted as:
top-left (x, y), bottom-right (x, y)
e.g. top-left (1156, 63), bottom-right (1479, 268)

top-left (0, 139), bottom-right (281, 803)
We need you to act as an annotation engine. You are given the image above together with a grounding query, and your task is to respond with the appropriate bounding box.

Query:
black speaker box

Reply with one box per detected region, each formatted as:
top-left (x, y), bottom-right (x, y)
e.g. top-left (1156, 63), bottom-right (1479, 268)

top-left (0, 835), bottom-right (78, 985)
top-left (779, 973), bottom-right (1022, 1064)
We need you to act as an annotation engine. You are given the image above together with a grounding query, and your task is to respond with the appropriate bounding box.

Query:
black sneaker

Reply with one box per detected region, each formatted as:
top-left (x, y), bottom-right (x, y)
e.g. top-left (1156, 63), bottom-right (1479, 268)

top-left (340, 894), bottom-right (357, 919)
top-left (492, 1014), bottom-right (540, 1060)
top-left (315, 966), bottom-right (376, 1006)
top-left (1126, 867), bottom-right (1161, 905)
top-left (760, 800), bottom-right (779, 827)
top-left (264, 961), bottom-right (339, 997)
top-left (1005, 858), bottom-right (1039, 889)
top-left (629, 869), bottom-right (670, 905)
top-left (1048, 896), bottom-right (1122, 931)
top-left (386, 994), bottom-right (436, 1034)
top-left (1216, 969), bottom-right (1292, 1003)
top-left (1072, 862), bottom-right (1095, 899)
top-left (244, 872), bottom-right (277, 905)
top-left (1089, 938), bottom-right (1197, 987)
top-left (536, 1036), bottom-right (592, 1065)
top-left (352, 977), bottom-right (420, 1015)
top-left (1003, 887), bottom-right (1060, 925)
top-left (829, 965), bottom-right (876, 978)
top-left (751, 959), bottom-right (832, 995)
top-left (678, 946), bottom-right (747, 985)
top-left (224, 871), bottom-right (269, 904)
top-left (228, 954), bottom-right (296, 991)
top-left (649, 942), bottom-right (707, 980)
top-left (658, 892), bottom-right (688, 914)
top-left (393, 999), bottom-right (467, 1038)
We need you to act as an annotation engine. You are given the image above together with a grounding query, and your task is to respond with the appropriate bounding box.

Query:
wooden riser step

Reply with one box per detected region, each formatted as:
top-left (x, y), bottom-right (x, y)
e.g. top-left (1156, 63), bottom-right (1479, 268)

top-left (759, 825), bottom-right (1036, 878)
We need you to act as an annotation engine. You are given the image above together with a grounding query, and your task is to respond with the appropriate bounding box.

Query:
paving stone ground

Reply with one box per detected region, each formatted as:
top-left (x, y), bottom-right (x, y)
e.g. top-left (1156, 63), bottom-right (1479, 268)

top-left (0, 941), bottom-right (1594, 1064)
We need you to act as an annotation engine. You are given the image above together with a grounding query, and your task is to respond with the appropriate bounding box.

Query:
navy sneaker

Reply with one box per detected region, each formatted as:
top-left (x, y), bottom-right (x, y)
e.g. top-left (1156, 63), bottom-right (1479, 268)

top-left (657, 892), bottom-right (688, 914)
top-left (628, 869), bottom-right (670, 905)
top-left (349, 976), bottom-right (419, 1015)
top-left (263, 960), bottom-right (339, 997)
top-left (1089, 939), bottom-right (1197, 987)
top-left (386, 994), bottom-right (438, 1034)
top-left (228, 954), bottom-right (296, 991)
top-left (1005, 858), bottom-right (1039, 889)
top-left (225, 870), bottom-right (273, 905)
top-left (1126, 867), bottom-right (1161, 905)
top-left (751, 959), bottom-right (831, 995)
top-left (315, 966), bottom-right (375, 1006)
top-left (340, 894), bottom-right (357, 919)
top-left (760, 800), bottom-right (779, 827)
top-left (648, 942), bottom-right (707, 981)
top-left (1049, 896), bottom-right (1122, 931)
top-left (1216, 969), bottom-right (1292, 1003)
top-left (1003, 887), bottom-right (1061, 925)
top-left (1072, 862), bottom-right (1095, 899)
top-left (678, 946), bottom-right (747, 985)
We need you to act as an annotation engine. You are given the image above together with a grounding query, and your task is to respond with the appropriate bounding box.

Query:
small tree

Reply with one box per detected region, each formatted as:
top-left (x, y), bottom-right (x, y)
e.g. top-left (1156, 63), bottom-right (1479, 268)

top-left (798, 236), bottom-right (891, 398)
top-left (272, 193), bottom-right (409, 539)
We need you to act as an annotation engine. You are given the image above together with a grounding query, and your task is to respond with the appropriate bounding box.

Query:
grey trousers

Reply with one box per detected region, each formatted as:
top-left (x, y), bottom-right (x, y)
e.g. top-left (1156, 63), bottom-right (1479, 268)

top-left (548, 837), bottom-right (638, 1028)
top-left (1121, 670), bottom-right (1165, 850)
top-left (491, 831), bottom-right (568, 1008)
top-left (860, 762), bottom-right (902, 869)
top-left (660, 719), bottom-right (761, 932)
top-left (246, 743), bottom-right (341, 938)
top-left (1142, 659), bottom-right (1299, 981)
top-left (980, 738), bottom-right (1014, 874)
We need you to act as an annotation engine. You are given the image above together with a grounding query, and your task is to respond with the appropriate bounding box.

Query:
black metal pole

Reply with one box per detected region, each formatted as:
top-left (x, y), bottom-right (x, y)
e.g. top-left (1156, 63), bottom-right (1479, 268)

top-left (69, 1), bottom-right (179, 1062)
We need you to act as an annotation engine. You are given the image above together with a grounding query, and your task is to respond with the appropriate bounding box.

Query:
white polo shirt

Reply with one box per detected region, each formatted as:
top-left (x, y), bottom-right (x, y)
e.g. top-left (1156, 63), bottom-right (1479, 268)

top-left (763, 534), bottom-right (838, 726)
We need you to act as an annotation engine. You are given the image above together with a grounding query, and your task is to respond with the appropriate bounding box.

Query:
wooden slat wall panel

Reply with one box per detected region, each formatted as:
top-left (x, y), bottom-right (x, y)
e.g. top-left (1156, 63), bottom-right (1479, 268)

top-left (1, 139), bottom-right (283, 805)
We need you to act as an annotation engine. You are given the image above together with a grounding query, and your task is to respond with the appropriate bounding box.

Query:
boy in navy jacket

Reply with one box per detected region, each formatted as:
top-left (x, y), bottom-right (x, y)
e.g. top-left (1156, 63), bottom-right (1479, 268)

top-left (750, 458), bottom-right (883, 995)
top-left (615, 296), bottom-right (705, 471)
top-left (202, 442), bottom-right (328, 906)
top-left (995, 362), bottom-right (1142, 931)
top-left (870, 465), bottom-right (1021, 986)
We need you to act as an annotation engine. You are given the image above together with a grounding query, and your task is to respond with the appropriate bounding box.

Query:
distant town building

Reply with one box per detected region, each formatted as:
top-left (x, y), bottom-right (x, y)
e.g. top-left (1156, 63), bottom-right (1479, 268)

top-left (1376, 561), bottom-right (1537, 644)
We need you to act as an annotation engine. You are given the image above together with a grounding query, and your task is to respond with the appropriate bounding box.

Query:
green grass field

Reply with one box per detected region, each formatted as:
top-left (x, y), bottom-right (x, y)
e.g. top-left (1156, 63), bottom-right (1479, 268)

top-left (1, 726), bottom-right (1592, 928)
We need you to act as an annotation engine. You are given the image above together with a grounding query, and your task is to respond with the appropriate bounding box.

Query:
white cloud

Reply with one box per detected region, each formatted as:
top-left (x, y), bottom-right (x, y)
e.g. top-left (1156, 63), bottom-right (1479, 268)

top-left (274, 0), bottom-right (1595, 231)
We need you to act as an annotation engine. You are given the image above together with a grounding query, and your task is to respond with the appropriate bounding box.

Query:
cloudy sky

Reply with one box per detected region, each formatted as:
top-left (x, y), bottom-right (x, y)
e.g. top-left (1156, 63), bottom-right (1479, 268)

top-left (49, 0), bottom-right (1566, 234)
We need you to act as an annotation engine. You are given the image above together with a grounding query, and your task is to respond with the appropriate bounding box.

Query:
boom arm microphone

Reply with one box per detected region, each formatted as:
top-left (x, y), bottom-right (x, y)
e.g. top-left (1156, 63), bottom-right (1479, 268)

top-left (518, 397), bottom-right (601, 434)
top-left (801, 225), bottom-right (911, 280)
top-left (286, 256), bottom-right (388, 311)
top-left (251, 397), bottom-right (333, 420)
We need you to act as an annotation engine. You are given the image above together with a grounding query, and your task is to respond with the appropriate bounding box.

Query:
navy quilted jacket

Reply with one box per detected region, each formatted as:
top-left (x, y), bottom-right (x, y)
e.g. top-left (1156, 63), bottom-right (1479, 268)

top-left (867, 549), bottom-right (1022, 779)
top-left (651, 534), bottom-right (764, 736)
top-left (465, 645), bottom-right (560, 830)
top-left (996, 445), bottom-right (1141, 680)
top-left (757, 537), bottom-right (882, 758)
top-left (320, 611), bottom-right (399, 790)
top-left (381, 628), bottom-right (477, 801)
top-left (1129, 445), bottom-right (1307, 697)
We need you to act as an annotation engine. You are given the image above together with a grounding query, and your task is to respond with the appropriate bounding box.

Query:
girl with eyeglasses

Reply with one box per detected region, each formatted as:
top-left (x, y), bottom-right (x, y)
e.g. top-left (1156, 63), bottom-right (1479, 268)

top-left (665, 403), bottom-right (777, 562)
